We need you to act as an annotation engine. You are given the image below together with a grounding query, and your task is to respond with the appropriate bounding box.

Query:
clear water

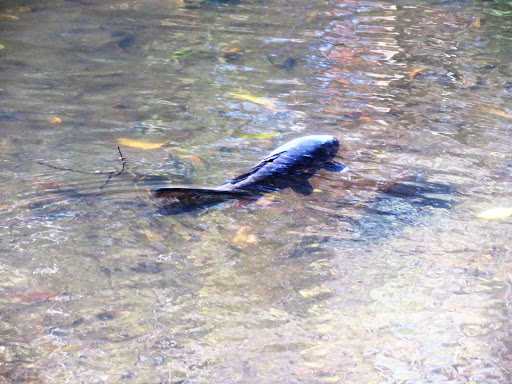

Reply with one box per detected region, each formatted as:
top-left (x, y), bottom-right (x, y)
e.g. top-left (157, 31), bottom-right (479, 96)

top-left (1, 0), bottom-right (512, 382)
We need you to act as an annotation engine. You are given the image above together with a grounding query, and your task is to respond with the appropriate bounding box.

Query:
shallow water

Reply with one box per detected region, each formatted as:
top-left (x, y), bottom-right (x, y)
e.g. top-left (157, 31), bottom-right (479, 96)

top-left (1, 0), bottom-right (512, 383)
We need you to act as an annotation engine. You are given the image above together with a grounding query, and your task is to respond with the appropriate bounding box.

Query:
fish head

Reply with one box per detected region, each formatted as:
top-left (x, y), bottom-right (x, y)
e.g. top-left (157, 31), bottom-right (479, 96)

top-left (292, 135), bottom-right (340, 162)
top-left (271, 135), bottom-right (339, 158)
top-left (315, 135), bottom-right (340, 160)
top-left (270, 135), bottom-right (347, 174)
top-left (300, 135), bottom-right (347, 172)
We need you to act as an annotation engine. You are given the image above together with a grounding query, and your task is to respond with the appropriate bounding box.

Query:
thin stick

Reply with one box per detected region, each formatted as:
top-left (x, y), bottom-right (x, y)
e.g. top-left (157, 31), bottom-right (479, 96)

top-left (99, 147), bottom-right (126, 189)
top-left (35, 161), bottom-right (98, 175)
top-left (37, 147), bottom-right (127, 189)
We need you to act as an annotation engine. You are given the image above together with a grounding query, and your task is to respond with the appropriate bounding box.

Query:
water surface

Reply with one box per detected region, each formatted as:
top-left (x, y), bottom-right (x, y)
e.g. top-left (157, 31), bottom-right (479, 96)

top-left (1, 0), bottom-right (512, 382)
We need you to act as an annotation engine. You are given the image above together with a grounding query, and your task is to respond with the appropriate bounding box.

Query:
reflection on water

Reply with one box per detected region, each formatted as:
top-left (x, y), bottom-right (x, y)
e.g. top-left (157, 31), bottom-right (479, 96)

top-left (1, 0), bottom-right (512, 382)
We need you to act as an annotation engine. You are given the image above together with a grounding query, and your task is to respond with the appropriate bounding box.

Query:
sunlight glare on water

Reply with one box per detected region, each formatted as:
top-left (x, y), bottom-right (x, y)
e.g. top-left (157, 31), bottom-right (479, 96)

top-left (1, 0), bottom-right (512, 383)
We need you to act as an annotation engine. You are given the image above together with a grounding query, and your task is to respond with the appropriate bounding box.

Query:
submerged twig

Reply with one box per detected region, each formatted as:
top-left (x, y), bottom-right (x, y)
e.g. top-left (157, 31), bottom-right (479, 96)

top-left (37, 147), bottom-right (127, 189)
top-left (99, 147), bottom-right (126, 189)
top-left (35, 161), bottom-right (97, 175)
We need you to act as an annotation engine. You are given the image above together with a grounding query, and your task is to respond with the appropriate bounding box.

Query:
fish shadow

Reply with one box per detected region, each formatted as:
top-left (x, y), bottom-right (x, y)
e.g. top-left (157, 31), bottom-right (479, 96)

top-left (376, 176), bottom-right (455, 211)
top-left (343, 176), bottom-right (457, 241)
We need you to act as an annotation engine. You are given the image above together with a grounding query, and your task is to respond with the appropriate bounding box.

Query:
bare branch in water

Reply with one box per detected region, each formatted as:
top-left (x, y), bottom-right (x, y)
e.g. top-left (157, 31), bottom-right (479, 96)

top-left (35, 161), bottom-right (97, 175)
top-left (37, 147), bottom-right (127, 189)
top-left (99, 147), bottom-right (126, 189)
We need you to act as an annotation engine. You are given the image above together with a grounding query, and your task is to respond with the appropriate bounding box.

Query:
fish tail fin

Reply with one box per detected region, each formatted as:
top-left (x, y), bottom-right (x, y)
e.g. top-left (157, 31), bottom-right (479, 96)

top-left (153, 187), bottom-right (257, 199)
top-left (152, 187), bottom-right (259, 214)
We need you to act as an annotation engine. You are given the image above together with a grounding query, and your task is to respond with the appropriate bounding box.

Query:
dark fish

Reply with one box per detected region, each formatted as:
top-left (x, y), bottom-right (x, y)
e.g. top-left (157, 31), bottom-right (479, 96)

top-left (282, 58), bottom-right (297, 72)
top-left (111, 31), bottom-right (135, 51)
top-left (154, 135), bottom-right (347, 214)
top-left (184, 0), bottom-right (240, 9)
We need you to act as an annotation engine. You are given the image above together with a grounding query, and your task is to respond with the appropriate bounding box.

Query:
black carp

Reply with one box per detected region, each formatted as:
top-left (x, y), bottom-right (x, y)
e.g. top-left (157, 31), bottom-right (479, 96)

top-left (153, 135), bottom-right (347, 214)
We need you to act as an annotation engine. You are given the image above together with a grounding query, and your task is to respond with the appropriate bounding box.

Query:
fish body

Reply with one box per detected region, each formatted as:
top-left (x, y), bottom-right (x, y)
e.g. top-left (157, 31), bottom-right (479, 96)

top-left (153, 135), bottom-right (347, 214)
top-left (219, 135), bottom-right (346, 194)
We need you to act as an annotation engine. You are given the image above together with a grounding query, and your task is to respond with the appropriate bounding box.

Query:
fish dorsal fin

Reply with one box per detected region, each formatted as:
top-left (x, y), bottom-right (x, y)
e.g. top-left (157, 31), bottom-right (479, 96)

top-left (228, 151), bottom-right (283, 184)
